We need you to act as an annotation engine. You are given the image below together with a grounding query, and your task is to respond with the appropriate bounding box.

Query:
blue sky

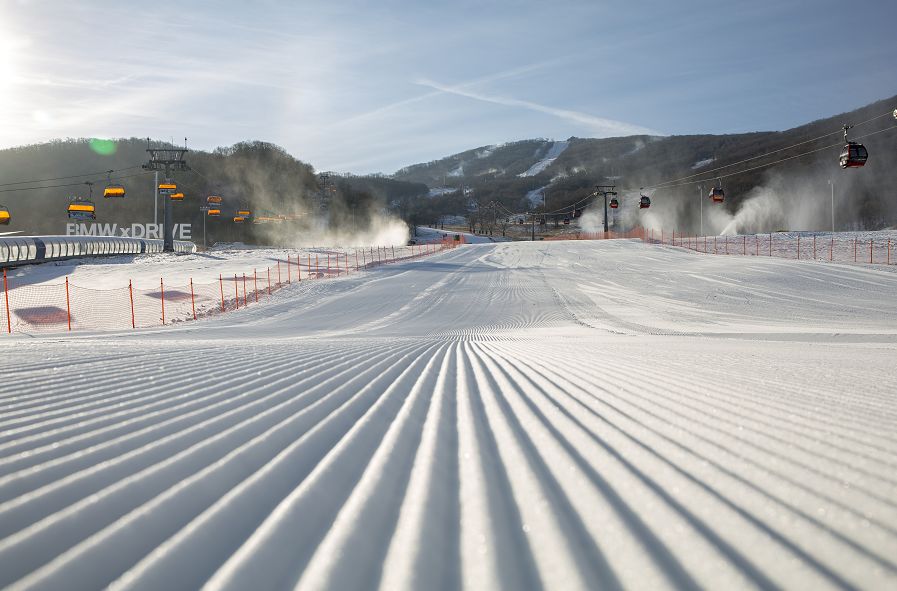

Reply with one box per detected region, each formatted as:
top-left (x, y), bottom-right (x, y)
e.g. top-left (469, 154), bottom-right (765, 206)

top-left (1, 0), bottom-right (895, 173)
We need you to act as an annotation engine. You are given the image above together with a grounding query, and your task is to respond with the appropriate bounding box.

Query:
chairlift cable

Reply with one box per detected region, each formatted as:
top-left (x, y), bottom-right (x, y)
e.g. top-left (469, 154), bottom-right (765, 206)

top-left (651, 125), bottom-right (896, 190)
top-left (0, 165), bottom-right (144, 188)
top-left (0, 170), bottom-right (154, 194)
top-left (646, 108), bottom-right (896, 190)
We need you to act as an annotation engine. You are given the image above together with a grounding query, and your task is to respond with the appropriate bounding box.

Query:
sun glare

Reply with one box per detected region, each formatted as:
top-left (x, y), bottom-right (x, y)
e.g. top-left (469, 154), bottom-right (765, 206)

top-left (0, 29), bottom-right (20, 118)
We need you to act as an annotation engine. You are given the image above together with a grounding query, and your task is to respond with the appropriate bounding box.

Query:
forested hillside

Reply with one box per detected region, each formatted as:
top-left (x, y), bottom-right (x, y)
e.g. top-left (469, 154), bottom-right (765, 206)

top-left (0, 139), bottom-right (426, 244)
top-left (394, 95), bottom-right (897, 233)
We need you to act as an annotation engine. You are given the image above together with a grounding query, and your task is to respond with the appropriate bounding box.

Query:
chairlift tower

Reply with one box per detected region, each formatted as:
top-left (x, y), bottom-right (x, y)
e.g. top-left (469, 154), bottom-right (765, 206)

top-left (143, 139), bottom-right (189, 252)
top-left (318, 173), bottom-right (330, 217)
top-left (595, 185), bottom-right (616, 233)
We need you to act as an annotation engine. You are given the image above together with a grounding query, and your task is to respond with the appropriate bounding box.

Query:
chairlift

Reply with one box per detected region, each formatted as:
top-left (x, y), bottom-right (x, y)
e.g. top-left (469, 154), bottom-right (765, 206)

top-left (237, 208), bottom-right (252, 217)
top-left (158, 180), bottom-right (177, 194)
top-left (563, 217), bottom-right (570, 225)
top-left (67, 197), bottom-right (96, 220)
top-left (207, 208), bottom-right (221, 217)
top-left (233, 216), bottom-right (246, 224)
top-left (709, 179), bottom-right (725, 203)
top-left (207, 195), bottom-right (223, 205)
top-left (102, 170), bottom-right (126, 198)
top-left (839, 125), bottom-right (868, 168)
top-left (170, 192), bottom-right (185, 201)
top-left (0, 206), bottom-right (10, 225)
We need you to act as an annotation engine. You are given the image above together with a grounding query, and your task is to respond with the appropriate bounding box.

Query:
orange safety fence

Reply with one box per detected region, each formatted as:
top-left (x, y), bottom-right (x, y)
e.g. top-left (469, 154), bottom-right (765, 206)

top-left (645, 229), bottom-right (897, 266)
top-left (1, 240), bottom-right (459, 334)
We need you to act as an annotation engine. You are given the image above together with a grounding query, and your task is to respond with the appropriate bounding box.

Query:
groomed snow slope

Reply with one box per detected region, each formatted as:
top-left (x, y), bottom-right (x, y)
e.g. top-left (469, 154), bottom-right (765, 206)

top-left (1, 240), bottom-right (896, 590)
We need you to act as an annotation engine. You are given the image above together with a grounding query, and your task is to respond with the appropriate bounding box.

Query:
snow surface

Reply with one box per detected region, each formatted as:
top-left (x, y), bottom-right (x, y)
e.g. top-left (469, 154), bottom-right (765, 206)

top-left (518, 141), bottom-right (569, 177)
top-left (692, 157), bottom-right (715, 169)
top-left (1, 239), bottom-right (897, 590)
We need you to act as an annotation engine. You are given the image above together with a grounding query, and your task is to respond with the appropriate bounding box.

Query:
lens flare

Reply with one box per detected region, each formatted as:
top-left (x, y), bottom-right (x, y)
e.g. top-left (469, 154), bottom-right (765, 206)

top-left (89, 138), bottom-right (117, 156)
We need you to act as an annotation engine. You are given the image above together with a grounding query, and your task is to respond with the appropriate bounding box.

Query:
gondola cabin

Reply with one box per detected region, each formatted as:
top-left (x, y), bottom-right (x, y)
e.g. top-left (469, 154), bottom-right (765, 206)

top-left (639, 195), bottom-right (651, 209)
top-left (207, 195), bottom-right (223, 205)
top-left (0, 207), bottom-right (10, 225)
top-left (563, 217), bottom-right (570, 225)
top-left (170, 192), bottom-right (185, 201)
top-left (67, 198), bottom-right (96, 221)
top-left (609, 197), bottom-right (619, 209)
top-left (207, 208), bottom-right (221, 217)
top-left (839, 142), bottom-right (868, 168)
top-left (709, 187), bottom-right (725, 203)
top-left (103, 184), bottom-right (126, 198)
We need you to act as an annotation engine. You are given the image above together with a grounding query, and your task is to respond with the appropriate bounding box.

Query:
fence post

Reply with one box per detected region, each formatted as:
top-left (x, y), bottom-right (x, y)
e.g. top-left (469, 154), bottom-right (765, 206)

top-left (254, 270), bottom-right (259, 302)
top-left (286, 255), bottom-right (291, 284)
top-left (297, 256), bottom-right (301, 281)
top-left (870, 239), bottom-right (873, 264)
top-left (769, 234), bottom-right (772, 257)
top-left (307, 254), bottom-right (311, 278)
top-left (315, 254), bottom-right (320, 278)
top-left (743, 235), bottom-right (746, 255)
top-left (797, 235), bottom-right (800, 260)
top-left (830, 237), bottom-right (833, 262)
top-left (160, 278), bottom-right (165, 325)
top-left (277, 260), bottom-right (281, 285)
top-left (65, 276), bottom-right (72, 331)
top-left (242, 273), bottom-right (247, 306)
top-left (356, 249), bottom-right (359, 271)
top-left (889, 239), bottom-right (892, 265)
top-left (267, 268), bottom-right (271, 294)
top-left (190, 278), bottom-right (196, 320)
top-left (813, 235), bottom-right (816, 260)
top-left (327, 253), bottom-right (331, 276)
top-left (219, 274), bottom-right (225, 312)
top-left (854, 238), bottom-right (857, 262)
top-left (129, 279), bottom-right (136, 328)
top-left (755, 235), bottom-right (759, 256)
top-left (234, 274), bottom-right (239, 308)
top-left (3, 268), bottom-right (10, 334)
top-left (392, 245), bottom-right (396, 261)
top-left (345, 253), bottom-right (349, 275)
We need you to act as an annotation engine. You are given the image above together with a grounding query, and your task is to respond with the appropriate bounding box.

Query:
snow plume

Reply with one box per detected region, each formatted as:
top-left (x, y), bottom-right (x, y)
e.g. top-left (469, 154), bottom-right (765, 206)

top-left (715, 171), bottom-right (855, 236)
top-left (257, 208), bottom-right (409, 248)
top-left (580, 191), bottom-right (682, 233)
top-left (579, 207), bottom-right (605, 232)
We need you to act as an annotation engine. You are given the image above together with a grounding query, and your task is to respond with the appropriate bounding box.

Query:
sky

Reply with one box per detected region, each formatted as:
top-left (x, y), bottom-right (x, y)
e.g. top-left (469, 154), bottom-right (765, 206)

top-left (0, 0), bottom-right (895, 174)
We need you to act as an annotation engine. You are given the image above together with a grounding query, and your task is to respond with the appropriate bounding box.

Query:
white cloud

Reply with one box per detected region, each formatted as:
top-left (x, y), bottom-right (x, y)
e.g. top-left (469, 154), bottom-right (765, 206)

top-left (415, 78), bottom-right (663, 137)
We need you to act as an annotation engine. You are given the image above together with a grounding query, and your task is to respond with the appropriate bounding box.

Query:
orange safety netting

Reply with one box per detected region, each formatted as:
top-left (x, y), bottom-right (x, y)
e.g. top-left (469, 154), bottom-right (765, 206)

top-left (1, 240), bottom-right (459, 334)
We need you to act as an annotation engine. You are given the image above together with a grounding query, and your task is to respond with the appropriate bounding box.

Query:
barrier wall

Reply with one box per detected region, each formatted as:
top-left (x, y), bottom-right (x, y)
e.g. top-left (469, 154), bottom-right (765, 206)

top-left (0, 235), bottom-right (196, 268)
top-left (1, 240), bottom-right (456, 334)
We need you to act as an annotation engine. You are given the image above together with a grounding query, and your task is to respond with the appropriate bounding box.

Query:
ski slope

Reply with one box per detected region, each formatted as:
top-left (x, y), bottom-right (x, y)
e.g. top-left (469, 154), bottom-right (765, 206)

top-left (518, 140), bottom-right (569, 177)
top-left (1, 240), bottom-right (896, 590)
